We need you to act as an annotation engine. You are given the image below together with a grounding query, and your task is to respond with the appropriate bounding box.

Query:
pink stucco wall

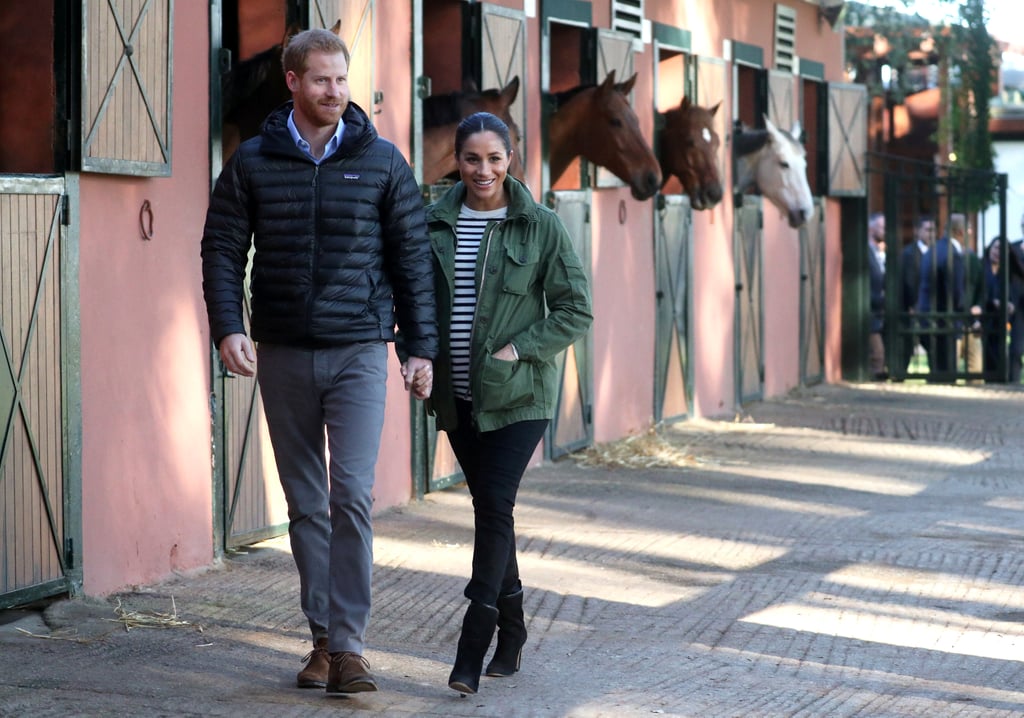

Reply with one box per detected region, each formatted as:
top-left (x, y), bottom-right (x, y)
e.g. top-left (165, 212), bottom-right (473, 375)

top-left (67, 0), bottom-right (847, 596)
top-left (78, 1), bottom-right (213, 595)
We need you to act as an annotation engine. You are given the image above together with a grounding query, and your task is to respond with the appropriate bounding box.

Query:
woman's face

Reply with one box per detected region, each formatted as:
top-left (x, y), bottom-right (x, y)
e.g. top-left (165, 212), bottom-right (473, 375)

top-left (989, 243), bottom-right (1001, 265)
top-left (456, 130), bottom-right (511, 211)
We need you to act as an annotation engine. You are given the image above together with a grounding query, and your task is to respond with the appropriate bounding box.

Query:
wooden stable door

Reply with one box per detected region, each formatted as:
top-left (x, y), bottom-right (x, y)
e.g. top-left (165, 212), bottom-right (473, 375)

top-left (653, 195), bottom-right (694, 424)
top-left (548, 191), bottom-right (594, 459)
top-left (800, 198), bottom-right (826, 385)
top-left (0, 176), bottom-right (81, 608)
top-left (734, 195), bottom-right (764, 405)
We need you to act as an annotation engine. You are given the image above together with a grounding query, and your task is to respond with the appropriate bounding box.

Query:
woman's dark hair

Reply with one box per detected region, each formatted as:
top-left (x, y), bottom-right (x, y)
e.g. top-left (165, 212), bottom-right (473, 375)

top-left (454, 112), bottom-right (512, 156)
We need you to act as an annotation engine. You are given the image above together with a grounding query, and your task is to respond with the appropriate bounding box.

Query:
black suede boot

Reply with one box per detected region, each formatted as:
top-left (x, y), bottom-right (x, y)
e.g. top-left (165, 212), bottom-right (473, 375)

top-left (485, 589), bottom-right (526, 677)
top-left (448, 601), bottom-right (499, 694)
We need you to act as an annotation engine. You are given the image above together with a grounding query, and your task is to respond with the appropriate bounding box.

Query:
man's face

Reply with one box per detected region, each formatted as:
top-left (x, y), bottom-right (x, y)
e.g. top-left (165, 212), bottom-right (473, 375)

top-left (916, 220), bottom-right (935, 246)
top-left (870, 217), bottom-right (885, 242)
top-left (286, 50), bottom-right (349, 129)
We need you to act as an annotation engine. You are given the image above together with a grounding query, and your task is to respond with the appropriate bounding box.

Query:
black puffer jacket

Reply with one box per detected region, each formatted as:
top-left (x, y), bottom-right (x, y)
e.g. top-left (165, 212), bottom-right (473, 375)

top-left (201, 101), bottom-right (437, 359)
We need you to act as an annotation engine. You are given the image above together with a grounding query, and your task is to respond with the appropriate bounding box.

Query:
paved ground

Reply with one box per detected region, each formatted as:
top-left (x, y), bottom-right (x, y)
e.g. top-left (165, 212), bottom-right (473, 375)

top-left (3, 382), bottom-right (1024, 717)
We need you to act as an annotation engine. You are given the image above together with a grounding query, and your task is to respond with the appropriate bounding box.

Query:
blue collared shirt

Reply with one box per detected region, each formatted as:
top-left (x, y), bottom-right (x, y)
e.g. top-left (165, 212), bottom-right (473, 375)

top-left (287, 111), bottom-right (345, 164)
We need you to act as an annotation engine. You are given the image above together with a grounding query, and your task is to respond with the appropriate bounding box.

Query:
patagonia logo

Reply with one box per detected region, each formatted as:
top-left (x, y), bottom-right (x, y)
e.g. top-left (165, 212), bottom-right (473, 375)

top-left (343, 173), bottom-right (361, 180)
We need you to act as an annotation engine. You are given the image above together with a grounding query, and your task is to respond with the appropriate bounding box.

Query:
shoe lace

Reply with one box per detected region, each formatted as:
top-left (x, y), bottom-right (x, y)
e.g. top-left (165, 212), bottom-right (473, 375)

top-left (301, 644), bottom-right (328, 665)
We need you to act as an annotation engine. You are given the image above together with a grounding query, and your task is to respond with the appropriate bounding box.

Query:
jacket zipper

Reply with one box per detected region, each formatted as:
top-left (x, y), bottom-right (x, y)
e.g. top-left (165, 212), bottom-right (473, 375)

top-left (468, 219), bottom-right (502, 414)
top-left (307, 164), bottom-right (321, 334)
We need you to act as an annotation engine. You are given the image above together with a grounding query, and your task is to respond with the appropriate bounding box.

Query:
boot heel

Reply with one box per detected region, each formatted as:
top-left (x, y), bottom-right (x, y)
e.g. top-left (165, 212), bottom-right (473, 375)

top-left (485, 589), bottom-right (527, 677)
top-left (448, 602), bottom-right (498, 694)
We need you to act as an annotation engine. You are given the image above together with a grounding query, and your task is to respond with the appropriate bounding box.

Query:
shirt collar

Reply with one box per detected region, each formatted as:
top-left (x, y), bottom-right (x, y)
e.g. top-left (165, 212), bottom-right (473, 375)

top-left (287, 111), bottom-right (345, 164)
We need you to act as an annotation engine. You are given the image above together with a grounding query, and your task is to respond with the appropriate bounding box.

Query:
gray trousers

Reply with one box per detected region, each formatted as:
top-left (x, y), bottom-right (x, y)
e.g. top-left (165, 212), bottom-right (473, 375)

top-left (257, 341), bottom-right (387, 655)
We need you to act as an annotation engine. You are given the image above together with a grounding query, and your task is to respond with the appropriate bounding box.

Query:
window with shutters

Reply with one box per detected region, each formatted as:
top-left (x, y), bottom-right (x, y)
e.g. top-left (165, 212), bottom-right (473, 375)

top-left (81, 0), bottom-right (173, 176)
top-left (774, 4), bottom-right (797, 73)
top-left (611, 0), bottom-right (643, 41)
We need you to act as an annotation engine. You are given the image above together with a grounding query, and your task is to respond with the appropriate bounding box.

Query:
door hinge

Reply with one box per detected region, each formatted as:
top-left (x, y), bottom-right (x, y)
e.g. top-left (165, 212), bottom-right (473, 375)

top-left (61, 195), bottom-right (71, 226)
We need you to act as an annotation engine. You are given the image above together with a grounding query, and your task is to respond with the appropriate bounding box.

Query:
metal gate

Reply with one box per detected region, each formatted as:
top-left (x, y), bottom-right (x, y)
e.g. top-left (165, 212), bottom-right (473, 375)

top-left (653, 194), bottom-right (693, 424)
top-left (1, 175), bottom-right (82, 608)
top-left (547, 191), bottom-right (594, 458)
top-left (734, 195), bottom-right (764, 405)
top-left (800, 197), bottom-right (826, 384)
top-left (867, 154), bottom-right (1010, 383)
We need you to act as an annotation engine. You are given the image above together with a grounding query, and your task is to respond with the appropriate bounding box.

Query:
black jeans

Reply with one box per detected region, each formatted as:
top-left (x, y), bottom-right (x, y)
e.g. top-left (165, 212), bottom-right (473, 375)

top-left (446, 399), bottom-right (549, 606)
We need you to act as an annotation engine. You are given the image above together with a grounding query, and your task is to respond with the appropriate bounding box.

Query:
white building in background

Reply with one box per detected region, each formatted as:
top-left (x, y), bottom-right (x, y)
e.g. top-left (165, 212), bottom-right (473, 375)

top-left (982, 47), bottom-right (1024, 246)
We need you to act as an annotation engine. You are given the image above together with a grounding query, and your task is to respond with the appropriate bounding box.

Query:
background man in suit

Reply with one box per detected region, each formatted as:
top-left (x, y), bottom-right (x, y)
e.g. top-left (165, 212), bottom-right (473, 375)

top-left (917, 214), bottom-right (966, 378)
top-left (900, 215), bottom-right (935, 374)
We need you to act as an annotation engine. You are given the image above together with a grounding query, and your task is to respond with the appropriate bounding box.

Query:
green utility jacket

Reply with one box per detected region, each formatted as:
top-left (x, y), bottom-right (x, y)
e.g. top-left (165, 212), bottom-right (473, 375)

top-left (424, 176), bottom-right (593, 432)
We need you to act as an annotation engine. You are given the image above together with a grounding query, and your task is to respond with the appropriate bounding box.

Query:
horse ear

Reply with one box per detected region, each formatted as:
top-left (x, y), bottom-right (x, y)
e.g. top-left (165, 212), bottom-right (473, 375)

top-left (500, 76), bottom-right (520, 105)
top-left (282, 21), bottom-right (303, 47)
top-left (790, 121), bottom-right (803, 142)
top-left (618, 72), bottom-right (638, 95)
top-left (462, 77), bottom-right (480, 93)
top-left (763, 115), bottom-right (780, 140)
top-left (600, 70), bottom-right (618, 91)
top-left (709, 100), bottom-right (722, 117)
top-left (329, 19), bottom-right (342, 36)
top-left (680, 96), bottom-right (691, 111)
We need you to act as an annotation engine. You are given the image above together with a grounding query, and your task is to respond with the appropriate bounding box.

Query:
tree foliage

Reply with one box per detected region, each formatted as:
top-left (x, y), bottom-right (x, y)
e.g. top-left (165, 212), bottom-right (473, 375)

top-left (845, 0), bottom-right (999, 212)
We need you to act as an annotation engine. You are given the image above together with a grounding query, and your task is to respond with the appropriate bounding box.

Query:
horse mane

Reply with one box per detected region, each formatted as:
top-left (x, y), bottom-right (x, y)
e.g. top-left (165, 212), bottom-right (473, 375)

top-left (732, 126), bottom-right (770, 158)
top-left (549, 84), bottom-right (594, 111)
top-left (422, 87), bottom-right (509, 129)
top-left (222, 43), bottom-right (285, 120)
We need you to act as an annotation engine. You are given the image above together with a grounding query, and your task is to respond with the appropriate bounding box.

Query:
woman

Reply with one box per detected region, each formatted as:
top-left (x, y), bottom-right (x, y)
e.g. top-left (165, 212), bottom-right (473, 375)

top-left (982, 237), bottom-right (1014, 374)
top-left (422, 112), bottom-right (593, 694)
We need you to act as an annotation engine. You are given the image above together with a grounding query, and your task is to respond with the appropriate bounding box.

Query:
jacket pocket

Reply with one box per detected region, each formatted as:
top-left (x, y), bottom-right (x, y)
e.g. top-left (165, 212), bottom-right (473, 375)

top-left (478, 354), bottom-right (535, 411)
top-left (502, 242), bottom-right (540, 295)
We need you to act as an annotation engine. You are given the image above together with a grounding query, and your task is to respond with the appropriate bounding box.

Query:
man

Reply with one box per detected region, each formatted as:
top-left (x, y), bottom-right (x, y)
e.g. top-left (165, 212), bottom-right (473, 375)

top-left (917, 214), bottom-right (966, 377)
top-left (899, 215), bottom-right (935, 374)
top-left (867, 212), bottom-right (887, 379)
top-left (959, 220), bottom-right (984, 382)
top-left (201, 28), bottom-right (437, 694)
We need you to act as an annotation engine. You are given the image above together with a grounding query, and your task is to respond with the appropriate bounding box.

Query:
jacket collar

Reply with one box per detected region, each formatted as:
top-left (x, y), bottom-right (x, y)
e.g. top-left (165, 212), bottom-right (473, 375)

top-left (428, 175), bottom-right (538, 227)
top-left (260, 100), bottom-right (377, 160)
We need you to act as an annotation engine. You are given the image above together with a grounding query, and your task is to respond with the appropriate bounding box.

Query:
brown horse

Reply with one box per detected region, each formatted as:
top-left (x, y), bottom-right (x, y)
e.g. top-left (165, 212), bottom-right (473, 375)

top-left (421, 77), bottom-right (525, 185)
top-left (658, 98), bottom-right (724, 210)
top-left (548, 71), bottom-right (661, 201)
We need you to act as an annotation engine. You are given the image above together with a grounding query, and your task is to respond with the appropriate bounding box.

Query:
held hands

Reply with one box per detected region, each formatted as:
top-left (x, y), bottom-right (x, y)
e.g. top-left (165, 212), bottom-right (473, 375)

top-left (402, 356), bottom-right (433, 400)
top-left (220, 333), bottom-right (256, 377)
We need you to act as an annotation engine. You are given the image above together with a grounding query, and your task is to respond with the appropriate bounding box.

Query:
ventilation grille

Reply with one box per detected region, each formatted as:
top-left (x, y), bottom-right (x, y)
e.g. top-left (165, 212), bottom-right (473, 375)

top-left (774, 4), bottom-right (797, 72)
top-left (612, 0), bottom-right (644, 40)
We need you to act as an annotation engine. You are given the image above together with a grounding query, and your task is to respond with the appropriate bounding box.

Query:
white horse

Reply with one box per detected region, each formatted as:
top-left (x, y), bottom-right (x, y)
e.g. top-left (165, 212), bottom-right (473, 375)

top-left (733, 117), bottom-right (814, 229)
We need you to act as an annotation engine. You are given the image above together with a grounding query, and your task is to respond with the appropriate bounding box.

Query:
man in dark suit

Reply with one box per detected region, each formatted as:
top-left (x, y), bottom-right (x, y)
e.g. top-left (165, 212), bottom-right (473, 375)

top-left (917, 214), bottom-right (966, 377)
top-left (900, 215), bottom-right (935, 373)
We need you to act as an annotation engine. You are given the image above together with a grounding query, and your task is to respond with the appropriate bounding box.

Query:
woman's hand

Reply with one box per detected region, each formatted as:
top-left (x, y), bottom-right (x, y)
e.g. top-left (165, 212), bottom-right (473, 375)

top-left (492, 343), bottom-right (518, 362)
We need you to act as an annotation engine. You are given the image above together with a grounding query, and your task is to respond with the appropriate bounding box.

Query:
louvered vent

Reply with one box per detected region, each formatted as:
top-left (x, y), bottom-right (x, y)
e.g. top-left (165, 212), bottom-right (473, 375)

top-left (612, 0), bottom-right (644, 40)
top-left (774, 5), bottom-right (797, 72)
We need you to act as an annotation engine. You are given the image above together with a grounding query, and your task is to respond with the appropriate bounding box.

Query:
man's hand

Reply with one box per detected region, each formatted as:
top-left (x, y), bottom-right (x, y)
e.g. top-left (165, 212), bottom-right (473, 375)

top-left (220, 333), bottom-right (256, 377)
top-left (402, 356), bottom-right (433, 400)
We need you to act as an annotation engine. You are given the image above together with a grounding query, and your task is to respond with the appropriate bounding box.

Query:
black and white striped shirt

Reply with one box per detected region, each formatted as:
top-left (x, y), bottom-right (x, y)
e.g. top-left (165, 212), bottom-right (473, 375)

top-left (452, 204), bottom-right (508, 399)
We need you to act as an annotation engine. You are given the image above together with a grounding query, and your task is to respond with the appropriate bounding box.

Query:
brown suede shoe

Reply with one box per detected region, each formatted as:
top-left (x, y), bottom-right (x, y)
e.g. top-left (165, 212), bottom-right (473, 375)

top-left (325, 651), bottom-right (378, 693)
top-left (296, 638), bottom-right (329, 688)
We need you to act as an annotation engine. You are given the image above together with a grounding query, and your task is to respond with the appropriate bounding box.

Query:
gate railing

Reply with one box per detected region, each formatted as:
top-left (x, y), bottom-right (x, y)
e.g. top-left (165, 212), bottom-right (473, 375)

top-left (865, 153), bottom-right (1010, 384)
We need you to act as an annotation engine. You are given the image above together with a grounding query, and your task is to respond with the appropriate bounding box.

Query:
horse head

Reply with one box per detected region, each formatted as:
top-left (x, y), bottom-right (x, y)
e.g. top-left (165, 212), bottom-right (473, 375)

top-left (549, 70), bottom-right (662, 201)
top-left (658, 97), bottom-right (723, 210)
top-left (734, 116), bottom-right (814, 229)
top-left (421, 76), bottom-right (524, 185)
